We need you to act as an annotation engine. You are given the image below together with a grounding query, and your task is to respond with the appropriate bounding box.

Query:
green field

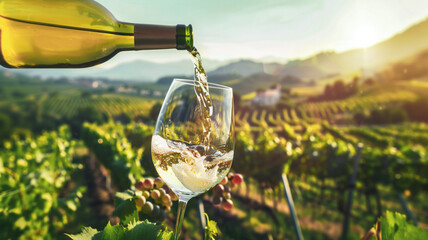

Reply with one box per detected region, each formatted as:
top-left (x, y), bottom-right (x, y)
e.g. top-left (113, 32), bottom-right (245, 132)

top-left (1, 70), bottom-right (428, 240)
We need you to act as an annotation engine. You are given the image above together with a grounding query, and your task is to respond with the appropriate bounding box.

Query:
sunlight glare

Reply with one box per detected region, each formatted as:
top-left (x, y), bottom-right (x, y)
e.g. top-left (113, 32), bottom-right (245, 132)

top-left (352, 23), bottom-right (378, 48)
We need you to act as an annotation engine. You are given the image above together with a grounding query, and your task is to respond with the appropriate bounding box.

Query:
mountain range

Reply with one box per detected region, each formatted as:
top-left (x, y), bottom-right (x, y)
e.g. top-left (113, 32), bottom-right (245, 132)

top-left (209, 15), bottom-right (428, 81)
top-left (1, 59), bottom-right (225, 82)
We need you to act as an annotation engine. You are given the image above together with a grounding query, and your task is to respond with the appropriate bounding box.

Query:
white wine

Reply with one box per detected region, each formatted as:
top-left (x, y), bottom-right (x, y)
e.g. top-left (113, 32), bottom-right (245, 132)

top-left (151, 55), bottom-right (234, 240)
top-left (189, 47), bottom-right (213, 152)
top-left (0, 0), bottom-right (193, 68)
top-left (152, 135), bottom-right (233, 200)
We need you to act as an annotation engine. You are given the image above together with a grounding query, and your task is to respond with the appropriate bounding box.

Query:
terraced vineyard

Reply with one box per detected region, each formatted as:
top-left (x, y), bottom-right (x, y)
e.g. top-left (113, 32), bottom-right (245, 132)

top-left (228, 81), bottom-right (428, 237)
top-left (42, 94), bottom-right (159, 118)
top-left (2, 75), bottom-right (428, 239)
top-left (236, 89), bottom-right (419, 127)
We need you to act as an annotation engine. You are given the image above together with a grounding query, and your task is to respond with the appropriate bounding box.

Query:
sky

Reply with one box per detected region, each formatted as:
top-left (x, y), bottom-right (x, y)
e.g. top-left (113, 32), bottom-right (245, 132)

top-left (96, 0), bottom-right (428, 66)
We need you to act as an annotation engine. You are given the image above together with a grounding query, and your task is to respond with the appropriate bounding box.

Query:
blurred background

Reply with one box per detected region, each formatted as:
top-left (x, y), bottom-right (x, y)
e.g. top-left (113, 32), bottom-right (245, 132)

top-left (1, 0), bottom-right (428, 239)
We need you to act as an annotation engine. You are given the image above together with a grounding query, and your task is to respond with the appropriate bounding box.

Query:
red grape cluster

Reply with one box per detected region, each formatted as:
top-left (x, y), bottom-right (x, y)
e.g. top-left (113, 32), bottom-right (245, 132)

top-left (211, 173), bottom-right (244, 211)
top-left (134, 177), bottom-right (178, 221)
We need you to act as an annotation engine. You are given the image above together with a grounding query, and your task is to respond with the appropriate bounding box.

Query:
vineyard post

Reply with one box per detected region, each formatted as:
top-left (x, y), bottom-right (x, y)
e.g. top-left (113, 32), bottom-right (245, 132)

top-left (396, 192), bottom-right (418, 226)
top-left (197, 197), bottom-right (206, 236)
top-left (281, 173), bottom-right (304, 240)
top-left (341, 143), bottom-right (363, 240)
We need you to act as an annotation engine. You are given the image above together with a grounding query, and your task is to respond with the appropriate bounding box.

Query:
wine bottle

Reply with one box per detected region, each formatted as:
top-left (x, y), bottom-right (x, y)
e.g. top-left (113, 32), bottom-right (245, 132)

top-left (0, 0), bottom-right (193, 68)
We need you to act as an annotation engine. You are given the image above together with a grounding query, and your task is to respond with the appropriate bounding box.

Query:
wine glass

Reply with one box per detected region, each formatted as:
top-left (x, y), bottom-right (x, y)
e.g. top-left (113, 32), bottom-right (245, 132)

top-left (151, 79), bottom-right (235, 240)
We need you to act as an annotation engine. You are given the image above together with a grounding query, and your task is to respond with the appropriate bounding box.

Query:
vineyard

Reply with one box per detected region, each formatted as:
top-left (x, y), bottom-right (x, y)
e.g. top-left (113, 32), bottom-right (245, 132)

top-left (1, 75), bottom-right (428, 239)
top-left (236, 89), bottom-right (418, 126)
top-left (2, 116), bottom-right (428, 239)
top-left (3, 2), bottom-right (428, 238)
top-left (42, 94), bottom-right (158, 118)
top-left (0, 126), bottom-right (85, 239)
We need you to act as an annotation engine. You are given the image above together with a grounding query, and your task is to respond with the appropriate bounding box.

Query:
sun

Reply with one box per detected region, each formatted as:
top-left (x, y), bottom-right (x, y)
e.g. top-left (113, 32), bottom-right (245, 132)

top-left (352, 23), bottom-right (379, 48)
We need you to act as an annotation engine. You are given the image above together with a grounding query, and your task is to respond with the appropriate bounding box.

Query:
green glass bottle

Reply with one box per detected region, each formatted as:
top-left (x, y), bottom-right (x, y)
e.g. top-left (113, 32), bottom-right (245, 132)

top-left (0, 0), bottom-right (193, 68)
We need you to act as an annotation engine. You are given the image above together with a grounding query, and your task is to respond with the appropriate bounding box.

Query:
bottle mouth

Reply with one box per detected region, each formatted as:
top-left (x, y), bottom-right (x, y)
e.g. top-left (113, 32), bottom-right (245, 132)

top-left (176, 24), bottom-right (193, 50)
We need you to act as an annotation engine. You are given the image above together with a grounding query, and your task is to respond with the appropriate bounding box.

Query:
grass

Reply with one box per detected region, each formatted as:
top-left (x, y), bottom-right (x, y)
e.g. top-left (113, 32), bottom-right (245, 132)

top-left (292, 86), bottom-right (323, 97)
top-left (242, 92), bottom-right (256, 101)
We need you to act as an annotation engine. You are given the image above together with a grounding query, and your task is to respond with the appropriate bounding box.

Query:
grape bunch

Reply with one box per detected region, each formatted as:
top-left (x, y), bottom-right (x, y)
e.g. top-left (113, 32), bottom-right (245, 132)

top-left (134, 177), bottom-right (178, 221)
top-left (211, 173), bottom-right (244, 211)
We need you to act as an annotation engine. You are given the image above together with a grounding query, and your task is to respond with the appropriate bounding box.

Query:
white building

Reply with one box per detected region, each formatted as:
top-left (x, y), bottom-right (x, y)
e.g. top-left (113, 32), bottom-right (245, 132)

top-left (252, 85), bottom-right (281, 106)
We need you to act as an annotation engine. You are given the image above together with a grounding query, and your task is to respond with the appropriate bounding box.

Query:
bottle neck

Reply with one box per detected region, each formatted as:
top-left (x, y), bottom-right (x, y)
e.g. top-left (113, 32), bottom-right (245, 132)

top-left (133, 24), bottom-right (193, 51)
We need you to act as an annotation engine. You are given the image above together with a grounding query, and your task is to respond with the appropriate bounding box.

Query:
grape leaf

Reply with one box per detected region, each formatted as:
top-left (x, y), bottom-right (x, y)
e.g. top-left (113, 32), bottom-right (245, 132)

top-left (66, 227), bottom-right (101, 240)
top-left (381, 211), bottom-right (428, 240)
top-left (156, 230), bottom-right (174, 240)
top-left (204, 213), bottom-right (219, 240)
top-left (113, 191), bottom-right (137, 222)
top-left (114, 190), bottom-right (134, 204)
top-left (67, 220), bottom-right (173, 240)
top-left (101, 222), bottom-right (125, 240)
top-left (125, 219), bottom-right (162, 239)
top-left (121, 210), bottom-right (139, 226)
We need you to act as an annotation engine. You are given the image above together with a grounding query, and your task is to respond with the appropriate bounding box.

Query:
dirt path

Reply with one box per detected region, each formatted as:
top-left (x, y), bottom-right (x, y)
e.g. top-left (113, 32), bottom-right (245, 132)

top-left (83, 155), bottom-right (119, 227)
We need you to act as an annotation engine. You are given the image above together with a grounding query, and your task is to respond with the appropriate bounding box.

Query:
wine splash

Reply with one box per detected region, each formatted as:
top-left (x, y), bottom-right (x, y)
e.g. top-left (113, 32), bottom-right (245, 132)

top-left (189, 47), bottom-right (213, 152)
top-left (152, 135), bottom-right (233, 199)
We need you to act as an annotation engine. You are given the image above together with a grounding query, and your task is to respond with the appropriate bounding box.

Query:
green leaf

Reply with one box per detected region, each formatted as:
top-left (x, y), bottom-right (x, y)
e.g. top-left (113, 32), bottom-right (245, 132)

top-left (381, 211), bottom-right (428, 240)
top-left (156, 229), bottom-right (174, 240)
top-left (204, 213), bottom-right (219, 240)
top-left (101, 222), bottom-right (125, 240)
top-left (125, 220), bottom-right (166, 240)
top-left (66, 227), bottom-right (101, 240)
top-left (66, 200), bottom-right (77, 212)
top-left (113, 191), bottom-right (137, 222)
top-left (121, 210), bottom-right (139, 226)
top-left (114, 190), bottom-right (135, 204)
top-left (156, 230), bottom-right (174, 240)
top-left (14, 216), bottom-right (27, 230)
top-left (68, 220), bottom-right (171, 240)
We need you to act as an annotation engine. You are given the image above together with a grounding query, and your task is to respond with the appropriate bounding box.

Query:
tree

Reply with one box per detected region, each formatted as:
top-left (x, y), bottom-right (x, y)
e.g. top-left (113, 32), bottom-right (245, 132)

top-left (12, 90), bottom-right (25, 98)
top-left (348, 77), bottom-right (360, 95)
top-left (404, 98), bottom-right (428, 122)
top-left (107, 86), bottom-right (116, 93)
top-left (354, 112), bottom-right (368, 125)
top-left (68, 105), bottom-right (106, 138)
top-left (363, 78), bottom-right (376, 86)
top-left (114, 112), bottom-right (132, 124)
top-left (81, 90), bottom-right (92, 98)
top-left (269, 83), bottom-right (279, 89)
top-left (48, 91), bottom-right (59, 98)
top-left (281, 87), bottom-right (291, 96)
top-left (256, 88), bottom-right (265, 94)
top-left (369, 107), bottom-right (407, 124)
top-left (332, 79), bottom-right (347, 99)
top-left (22, 99), bottom-right (42, 132)
top-left (323, 84), bottom-right (333, 100)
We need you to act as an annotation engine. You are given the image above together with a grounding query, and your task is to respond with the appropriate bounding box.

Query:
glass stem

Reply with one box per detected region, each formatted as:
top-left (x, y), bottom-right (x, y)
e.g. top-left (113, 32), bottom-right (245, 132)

top-left (174, 200), bottom-right (188, 240)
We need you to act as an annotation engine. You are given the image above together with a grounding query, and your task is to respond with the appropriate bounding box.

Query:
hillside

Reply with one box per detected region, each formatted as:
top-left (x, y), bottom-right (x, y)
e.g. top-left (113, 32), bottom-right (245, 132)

top-left (225, 73), bottom-right (305, 95)
top-left (210, 16), bottom-right (428, 80)
top-left (209, 60), bottom-right (264, 77)
top-left (1, 59), bottom-right (224, 82)
top-left (279, 17), bottom-right (428, 77)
